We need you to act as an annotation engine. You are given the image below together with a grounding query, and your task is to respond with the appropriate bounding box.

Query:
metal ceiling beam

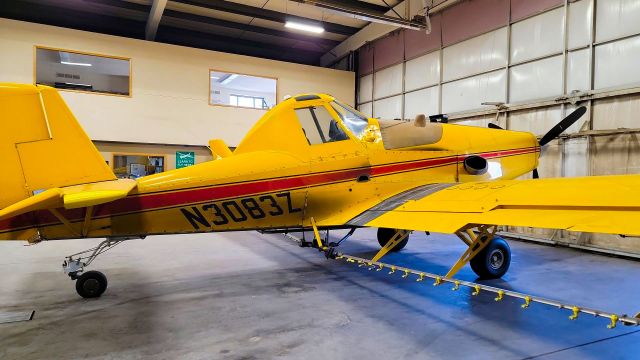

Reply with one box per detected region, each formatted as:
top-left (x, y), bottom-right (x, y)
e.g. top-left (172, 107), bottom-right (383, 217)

top-left (170, 0), bottom-right (361, 36)
top-left (293, 0), bottom-right (426, 30)
top-left (320, 0), bottom-right (392, 14)
top-left (0, 0), bottom-right (324, 64)
top-left (84, 0), bottom-right (339, 50)
top-left (82, 0), bottom-right (151, 13)
top-left (83, 0), bottom-right (340, 49)
top-left (0, 0), bottom-right (147, 38)
top-left (145, 0), bottom-right (168, 40)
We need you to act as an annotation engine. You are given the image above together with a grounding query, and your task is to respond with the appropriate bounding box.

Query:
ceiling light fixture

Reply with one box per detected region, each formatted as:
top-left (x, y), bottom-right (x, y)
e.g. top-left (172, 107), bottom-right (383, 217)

top-left (220, 74), bottom-right (239, 85)
top-left (61, 61), bottom-right (92, 67)
top-left (285, 21), bottom-right (325, 34)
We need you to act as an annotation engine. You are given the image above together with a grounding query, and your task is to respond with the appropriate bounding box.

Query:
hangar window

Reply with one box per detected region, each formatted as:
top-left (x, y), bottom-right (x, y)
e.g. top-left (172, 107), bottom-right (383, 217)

top-left (295, 106), bottom-right (348, 145)
top-left (210, 70), bottom-right (277, 109)
top-left (35, 46), bottom-right (131, 96)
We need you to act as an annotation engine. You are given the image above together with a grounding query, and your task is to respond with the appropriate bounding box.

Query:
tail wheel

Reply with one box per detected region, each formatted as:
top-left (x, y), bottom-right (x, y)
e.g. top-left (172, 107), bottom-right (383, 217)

top-left (75, 270), bottom-right (108, 298)
top-left (377, 228), bottom-right (409, 252)
top-left (470, 237), bottom-right (511, 279)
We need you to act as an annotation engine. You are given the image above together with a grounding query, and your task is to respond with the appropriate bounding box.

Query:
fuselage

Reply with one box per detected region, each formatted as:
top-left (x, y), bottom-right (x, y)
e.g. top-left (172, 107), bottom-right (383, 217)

top-left (2, 93), bottom-right (539, 240)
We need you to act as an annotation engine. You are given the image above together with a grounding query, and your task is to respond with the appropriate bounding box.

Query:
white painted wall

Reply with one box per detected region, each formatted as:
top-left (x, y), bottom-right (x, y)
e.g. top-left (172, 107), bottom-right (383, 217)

top-left (0, 18), bottom-right (355, 147)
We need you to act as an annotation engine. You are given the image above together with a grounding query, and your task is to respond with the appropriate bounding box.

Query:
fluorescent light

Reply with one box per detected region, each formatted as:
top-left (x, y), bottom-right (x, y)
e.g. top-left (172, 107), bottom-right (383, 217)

top-left (210, 76), bottom-right (220, 79)
top-left (220, 74), bottom-right (238, 85)
top-left (61, 61), bottom-right (92, 67)
top-left (285, 21), bottom-right (324, 34)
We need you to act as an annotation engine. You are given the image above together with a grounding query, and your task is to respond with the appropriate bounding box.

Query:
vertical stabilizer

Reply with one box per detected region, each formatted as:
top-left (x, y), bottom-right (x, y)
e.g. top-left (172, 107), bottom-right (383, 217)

top-left (0, 84), bottom-right (115, 211)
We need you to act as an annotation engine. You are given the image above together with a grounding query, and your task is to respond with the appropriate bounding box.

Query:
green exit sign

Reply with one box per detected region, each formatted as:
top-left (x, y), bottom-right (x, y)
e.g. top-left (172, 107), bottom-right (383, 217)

top-left (176, 151), bottom-right (195, 169)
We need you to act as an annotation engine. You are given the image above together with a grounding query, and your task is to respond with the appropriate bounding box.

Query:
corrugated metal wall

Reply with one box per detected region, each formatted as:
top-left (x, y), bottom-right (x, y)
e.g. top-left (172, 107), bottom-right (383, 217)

top-left (356, 0), bottom-right (640, 254)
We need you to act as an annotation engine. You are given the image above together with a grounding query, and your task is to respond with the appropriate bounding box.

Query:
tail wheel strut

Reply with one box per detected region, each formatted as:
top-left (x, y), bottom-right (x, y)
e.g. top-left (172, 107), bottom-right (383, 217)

top-left (62, 236), bottom-right (142, 298)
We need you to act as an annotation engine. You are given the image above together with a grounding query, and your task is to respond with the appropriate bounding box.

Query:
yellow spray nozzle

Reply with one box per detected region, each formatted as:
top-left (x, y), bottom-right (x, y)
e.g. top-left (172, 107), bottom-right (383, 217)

top-left (452, 281), bottom-right (460, 291)
top-left (569, 306), bottom-right (580, 320)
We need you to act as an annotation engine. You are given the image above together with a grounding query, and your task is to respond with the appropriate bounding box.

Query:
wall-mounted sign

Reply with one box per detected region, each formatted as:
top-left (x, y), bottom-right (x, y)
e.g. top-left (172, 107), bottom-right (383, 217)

top-left (176, 151), bottom-right (195, 169)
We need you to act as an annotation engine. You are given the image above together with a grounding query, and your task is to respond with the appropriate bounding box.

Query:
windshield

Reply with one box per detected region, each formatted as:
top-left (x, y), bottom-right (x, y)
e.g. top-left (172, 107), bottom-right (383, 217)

top-left (330, 100), bottom-right (369, 138)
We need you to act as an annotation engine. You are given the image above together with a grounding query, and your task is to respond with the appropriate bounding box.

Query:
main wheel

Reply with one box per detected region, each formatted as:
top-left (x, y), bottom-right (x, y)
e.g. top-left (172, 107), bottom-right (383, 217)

top-left (377, 228), bottom-right (409, 252)
top-left (470, 237), bottom-right (511, 279)
top-left (75, 270), bottom-right (108, 298)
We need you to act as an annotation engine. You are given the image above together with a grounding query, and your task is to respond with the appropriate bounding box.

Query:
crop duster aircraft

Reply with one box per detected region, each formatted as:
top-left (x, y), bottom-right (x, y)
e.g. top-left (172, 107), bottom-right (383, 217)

top-left (2, 83), bottom-right (640, 300)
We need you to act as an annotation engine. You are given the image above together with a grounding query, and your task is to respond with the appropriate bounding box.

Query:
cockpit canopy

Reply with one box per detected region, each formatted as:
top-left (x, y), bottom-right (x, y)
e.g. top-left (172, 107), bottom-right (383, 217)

top-left (294, 100), bottom-right (369, 145)
top-left (234, 93), bottom-right (443, 155)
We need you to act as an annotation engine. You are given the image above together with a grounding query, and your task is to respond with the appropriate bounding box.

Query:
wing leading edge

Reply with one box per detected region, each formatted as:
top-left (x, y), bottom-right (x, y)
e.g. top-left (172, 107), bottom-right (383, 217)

top-left (347, 175), bottom-right (640, 236)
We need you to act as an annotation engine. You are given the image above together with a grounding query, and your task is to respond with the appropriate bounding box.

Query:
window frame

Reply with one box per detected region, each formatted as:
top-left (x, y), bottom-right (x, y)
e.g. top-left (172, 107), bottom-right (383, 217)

top-left (295, 105), bottom-right (354, 146)
top-left (230, 94), bottom-right (268, 109)
top-left (33, 45), bottom-right (132, 98)
top-left (208, 68), bottom-right (278, 109)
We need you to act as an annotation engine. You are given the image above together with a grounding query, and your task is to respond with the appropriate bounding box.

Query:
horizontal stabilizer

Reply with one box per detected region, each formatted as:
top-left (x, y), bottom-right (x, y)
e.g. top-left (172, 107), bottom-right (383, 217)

top-left (0, 179), bottom-right (136, 221)
top-left (0, 188), bottom-right (63, 221)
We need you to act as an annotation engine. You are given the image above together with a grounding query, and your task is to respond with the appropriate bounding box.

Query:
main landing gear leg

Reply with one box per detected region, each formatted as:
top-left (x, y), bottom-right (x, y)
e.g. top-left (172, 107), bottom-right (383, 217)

top-left (62, 237), bottom-right (141, 298)
top-left (445, 224), bottom-right (511, 279)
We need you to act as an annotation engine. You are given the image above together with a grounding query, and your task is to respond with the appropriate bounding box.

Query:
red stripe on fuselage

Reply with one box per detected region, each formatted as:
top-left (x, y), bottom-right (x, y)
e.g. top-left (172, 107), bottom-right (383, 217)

top-left (0, 147), bottom-right (539, 233)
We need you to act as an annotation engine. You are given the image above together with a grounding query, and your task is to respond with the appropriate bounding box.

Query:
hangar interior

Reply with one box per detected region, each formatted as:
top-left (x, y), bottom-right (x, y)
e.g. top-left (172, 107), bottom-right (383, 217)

top-left (353, 0), bottom-right (640, 254)
top-left (1, 0), bottom-right (640, 359)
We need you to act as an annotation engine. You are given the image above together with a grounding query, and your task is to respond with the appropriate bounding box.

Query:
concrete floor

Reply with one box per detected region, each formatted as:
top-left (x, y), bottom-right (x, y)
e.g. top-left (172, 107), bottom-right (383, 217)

top-left (1, 229), bottom-right (639, 360)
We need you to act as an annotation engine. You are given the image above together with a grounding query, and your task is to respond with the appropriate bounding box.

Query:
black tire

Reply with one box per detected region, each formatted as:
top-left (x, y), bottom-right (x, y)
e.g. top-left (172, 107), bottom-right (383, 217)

top-left (377, 228), bottom-right (409, 252)
top-left (470, 237), bottom-right (511, 279)
top-left (75, 270), bottom-right (108, 298)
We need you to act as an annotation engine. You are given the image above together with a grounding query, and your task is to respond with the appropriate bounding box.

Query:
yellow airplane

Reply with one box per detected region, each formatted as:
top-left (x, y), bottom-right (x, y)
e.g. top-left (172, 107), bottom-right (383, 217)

top-left (2, 83), bottom-right (640, 300)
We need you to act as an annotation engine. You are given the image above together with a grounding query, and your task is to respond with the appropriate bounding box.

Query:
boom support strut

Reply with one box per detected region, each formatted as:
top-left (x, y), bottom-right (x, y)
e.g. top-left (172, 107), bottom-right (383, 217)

top-left (446, 224), bottom-right (497, 278)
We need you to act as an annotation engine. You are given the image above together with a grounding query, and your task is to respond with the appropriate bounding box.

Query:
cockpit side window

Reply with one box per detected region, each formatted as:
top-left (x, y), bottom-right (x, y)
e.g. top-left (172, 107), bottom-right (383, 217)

top-left (294, 106), bottom-right (348, 145)
top-left (295, 108), bottom-right (323, 145)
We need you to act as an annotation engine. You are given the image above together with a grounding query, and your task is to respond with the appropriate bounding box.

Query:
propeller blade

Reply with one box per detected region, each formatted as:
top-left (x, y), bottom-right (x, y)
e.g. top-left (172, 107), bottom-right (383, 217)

top-left (532, 168), bottom-right (539, 179)
top-left (488, 123), bottom-right (503, 130)
top-left (538, 106), bottom-right (587, 146)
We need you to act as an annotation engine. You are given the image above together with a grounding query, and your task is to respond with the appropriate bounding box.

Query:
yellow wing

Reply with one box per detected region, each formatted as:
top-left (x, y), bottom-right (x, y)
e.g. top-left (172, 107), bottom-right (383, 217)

top-left (347, 175), bottom-right (640, 236)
